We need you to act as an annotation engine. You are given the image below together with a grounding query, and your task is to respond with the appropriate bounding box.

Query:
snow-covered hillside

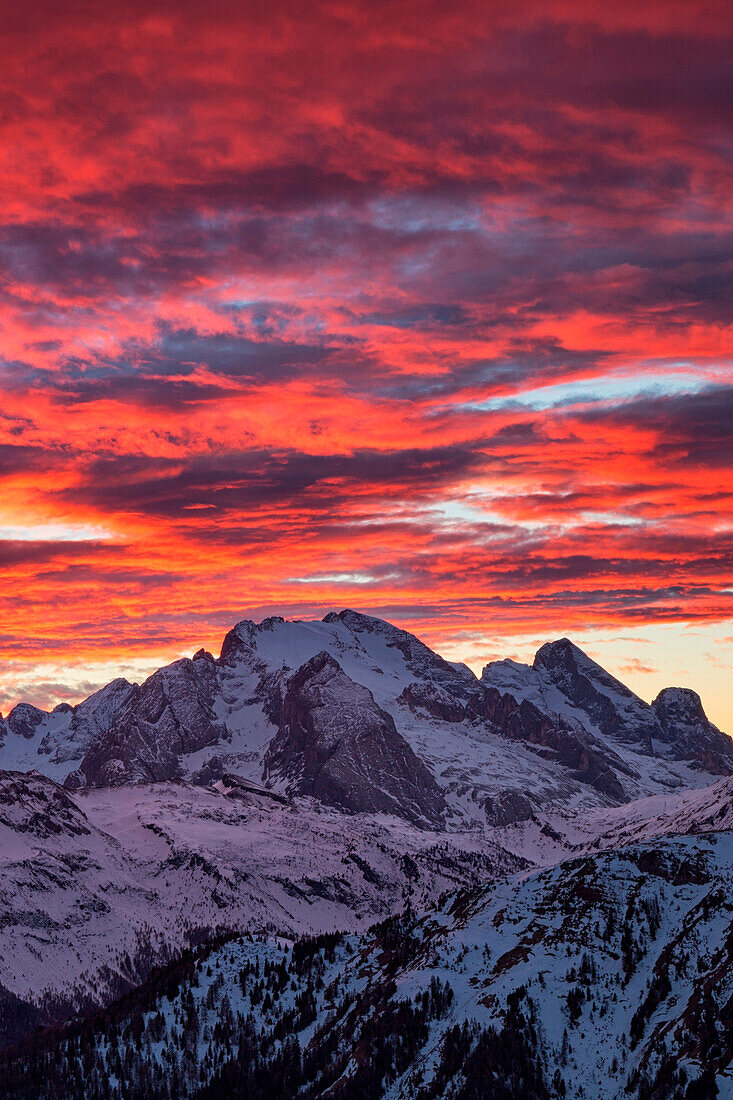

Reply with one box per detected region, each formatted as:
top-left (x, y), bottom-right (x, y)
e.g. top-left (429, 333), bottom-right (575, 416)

top-left (0, 611), bottom-right (731, 1097)
top-left (0, 770), bottom-right (525, 1015)
top-left (3, 831), bottom-right (731, 1099)
top-left (2, 613), bottom-right (730, 830)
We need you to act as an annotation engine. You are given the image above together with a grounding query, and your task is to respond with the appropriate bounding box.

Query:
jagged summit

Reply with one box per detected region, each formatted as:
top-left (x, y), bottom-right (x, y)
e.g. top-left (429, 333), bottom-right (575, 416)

top-left (483, 635), bottom-right (733, 779)
top-left (0, 614), bottom-right (729, 827)
top-left (652, 685), bottom-right (732, 774)
top-left (534, 637), bottom-right (639, 702)
top-left (653, 685), bottom-right (706, 719)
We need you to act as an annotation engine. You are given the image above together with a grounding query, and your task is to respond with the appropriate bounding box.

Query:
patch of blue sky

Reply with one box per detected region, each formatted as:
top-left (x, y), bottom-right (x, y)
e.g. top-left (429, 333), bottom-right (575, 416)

top-left (579, 511), bottom-right (645, 527)
top-left (458, 370), bottom-right (709, 414)
top-left (286, 571), bottom-right (399, 585)
top-left (367, 195), bottom-right (483, 235)
top-left (0, 522), bottom-right (113, 542)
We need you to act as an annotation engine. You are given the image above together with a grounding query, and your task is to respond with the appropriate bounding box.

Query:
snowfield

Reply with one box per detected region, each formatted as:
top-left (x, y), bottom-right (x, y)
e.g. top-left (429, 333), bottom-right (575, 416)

top-left (0, 612), bottom-right (731, 1097)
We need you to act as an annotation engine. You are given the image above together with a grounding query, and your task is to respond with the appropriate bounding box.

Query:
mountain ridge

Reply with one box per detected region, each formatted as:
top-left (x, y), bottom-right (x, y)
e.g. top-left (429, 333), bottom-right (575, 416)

top-left (0, 613), bottom-right (731, 1093)
top-left (1, 612), bottom-right (730, 826)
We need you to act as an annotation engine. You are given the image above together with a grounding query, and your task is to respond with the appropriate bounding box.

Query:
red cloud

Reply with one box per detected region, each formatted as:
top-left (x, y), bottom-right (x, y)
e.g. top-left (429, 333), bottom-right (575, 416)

top-left (0, 0), bottom-right (730, 687)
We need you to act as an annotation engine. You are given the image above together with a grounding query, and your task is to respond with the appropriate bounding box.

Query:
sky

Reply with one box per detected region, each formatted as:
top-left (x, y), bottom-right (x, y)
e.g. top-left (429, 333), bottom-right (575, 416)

top-left (0, 0), bottom-right (731, 728)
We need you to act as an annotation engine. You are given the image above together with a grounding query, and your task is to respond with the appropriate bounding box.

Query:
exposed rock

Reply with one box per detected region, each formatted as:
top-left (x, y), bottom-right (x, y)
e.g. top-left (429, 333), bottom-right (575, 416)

top-left (398, 681), bottom-right (467, 723)
top-left (192, 648), bottom-right (215, 664)
top-left (0, 769), bottom-right (93, 838)
top-left (264, 651), bottom-right (446, 828)
top-left (653, 687), bottom-right (733, 775)
top-left (5, 703), bottom-right (45, 740)
top-left (483, 641), bottom-right (733, 783)
top-left (48, 679), bottom-right (138, 766)
top-left (66, 659), bottom-right (222, 788)
top-left (189, 754), bottom-right (226, 786)
top-left (466, 684), bottom-right (626, 801)
top-left (533, 638), bottom-right (661, 751)
top-left (482, 788), bottom-right (535, 826)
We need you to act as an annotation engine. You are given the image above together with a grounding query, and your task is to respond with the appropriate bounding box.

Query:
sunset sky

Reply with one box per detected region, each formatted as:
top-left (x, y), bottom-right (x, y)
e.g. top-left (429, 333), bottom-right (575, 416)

top-left (0, 0), bottom-right (731, 728)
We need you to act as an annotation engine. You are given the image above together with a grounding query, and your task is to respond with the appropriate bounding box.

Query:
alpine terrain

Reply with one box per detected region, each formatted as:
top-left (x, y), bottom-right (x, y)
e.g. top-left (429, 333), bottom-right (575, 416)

top-left (0, 611), bottom-right (731, 1098)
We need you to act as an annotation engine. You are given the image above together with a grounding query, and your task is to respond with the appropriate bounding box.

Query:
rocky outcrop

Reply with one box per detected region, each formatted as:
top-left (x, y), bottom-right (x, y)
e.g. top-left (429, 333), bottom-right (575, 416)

top-left (531, 640), bottom-right (733, 775)
top-left (652, 687), bottom-right (733, 775)
top-left (43, 679), bottom-right (138, 766)
top-left (533, 638), bottom-right (662, 751)
top-left (264, 651), bottom-right (446, 828)
top-left (471, 684), bottom-right (627, 801)
top-left (65, 655), bottom-right (222, 788)
top-left (482, 788), bottom-right (535, 826)
top-left (399, 681), bottom-right (467, 723)
top-left (3, 703), bottom-right (45, 740)
top-left (483, 640), bottom-right (733, 782)
top-left (0, 768), bottom-right (94, 838)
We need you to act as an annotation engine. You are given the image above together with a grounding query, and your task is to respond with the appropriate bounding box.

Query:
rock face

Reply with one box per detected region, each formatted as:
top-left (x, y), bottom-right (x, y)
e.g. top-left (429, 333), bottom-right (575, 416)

top-left (482, 787), bottom-right (535, 826)
top-left (399, 681), bottom-right (468, 723)
top-left (43, 679), bottom-right (138, 766)
top-left (264, 651), bottom-right (446, 828)
top-left (484, 638), bottom-right (733, 779)
top-left (477, 686), bottom-right (628, 801)
top-left (652, 687), bottom-right (733, 774)
top-left (66, 655), bottom-right (222, 788)
top-left (533, 638), bottom-right (663, 751)
top-left (0, 768), bottom-right (94, 839)
top-left (3, 703), bottom-right (45, 740)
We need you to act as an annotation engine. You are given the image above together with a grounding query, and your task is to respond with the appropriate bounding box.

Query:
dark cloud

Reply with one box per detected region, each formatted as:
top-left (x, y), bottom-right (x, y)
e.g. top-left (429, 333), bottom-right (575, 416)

top-left (0, 539), bottom-right (119, 567)
top-left (62, 444), bottom-right (487, 518)
top-left (581, 386), bottom-right (733, 469)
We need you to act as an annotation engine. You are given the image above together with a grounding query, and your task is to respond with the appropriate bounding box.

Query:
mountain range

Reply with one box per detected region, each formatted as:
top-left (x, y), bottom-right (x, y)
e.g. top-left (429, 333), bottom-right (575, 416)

top-left (0, 611), bottom-right (731, 1098)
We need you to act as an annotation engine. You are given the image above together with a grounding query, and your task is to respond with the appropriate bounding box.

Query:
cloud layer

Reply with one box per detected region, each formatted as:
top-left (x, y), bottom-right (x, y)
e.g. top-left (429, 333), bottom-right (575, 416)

top-left (0, 0), bottom-right (730, 719)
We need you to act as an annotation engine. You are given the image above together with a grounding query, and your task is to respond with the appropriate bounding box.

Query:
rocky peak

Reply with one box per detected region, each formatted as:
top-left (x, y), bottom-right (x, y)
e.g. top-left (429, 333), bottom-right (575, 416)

top-left (652, 687), bottom-right (733, 775)
top-left (653, 687), bottom-right (706, 725)
top-left (192, 648), bottom-right (215, 663)
top-left (534, 639), bottom-right (637, 702)
top-left (5, 703), bottom-right (46, 740)
top-left (65, 657), bottom-right (223, 789)
top-left (532, 638), bottom-right (660, 752)
top-left (218, 618), bottom-right (258, 663)
top-left (264, 650), bottom-right (446, 828)
top-left (529, 641), bottom-right (733, 776)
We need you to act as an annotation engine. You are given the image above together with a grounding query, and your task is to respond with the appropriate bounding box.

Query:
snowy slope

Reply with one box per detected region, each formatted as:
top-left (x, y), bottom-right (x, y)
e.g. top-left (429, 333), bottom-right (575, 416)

top-left (0, 770), bottom-right (525, 1013)
top-left (2, 761), bottom-right (732, 1040)
top-left (4, 831), bottom-right (731, 1099)
top-left (2, 614), bottom-right (729, 829)
top-left (0, 679), bottom-right (136, 782)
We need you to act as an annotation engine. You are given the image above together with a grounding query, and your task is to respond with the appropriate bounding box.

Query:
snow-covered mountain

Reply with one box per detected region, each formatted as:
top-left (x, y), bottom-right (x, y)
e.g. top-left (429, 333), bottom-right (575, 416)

top-left (483, 636), bottom-right (732, 777)
top-left (0, 679), bottom-right (137, 782)
top-left (2, 612), bottom-right (729, 829)
top-left (3, 830), bottom-right (731, 1098)
top-left (0, 610), bottom-right (731, 1095)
